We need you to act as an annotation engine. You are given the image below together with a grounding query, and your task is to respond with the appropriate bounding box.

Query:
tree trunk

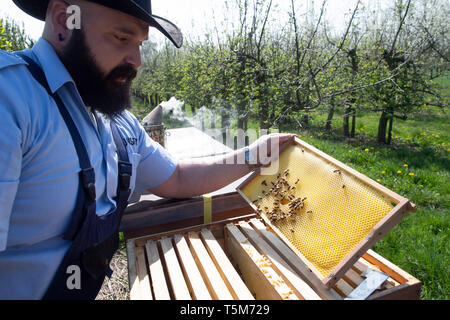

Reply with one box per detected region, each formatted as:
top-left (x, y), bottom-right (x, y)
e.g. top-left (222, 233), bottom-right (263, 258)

top-left (387, 115), bottom-right (394, 145)
top-left (237, 117), bottom-right (244, 131)
top-left (259, 101), bottom-right (271, 130)
top-left (221, 113), bottom-right (230, 128)
top-left (324, 101), bottom-right (335, 132)
top-left (210, 111), bottom-right (215, 129)
top-left (237, 103), bottom-right (245, 131)
top-left (343, 106), bottom-right (351, 138)
top-left (378, 108), bottom-right (394, 144)
top-left (265, 103), bottom-right (277, 130)
top-left (302, 114), bottom-right (309, 128)
top-left (200, 110), bottom-right (205, 132)
top-left (244, 118), bottom-right (249, 146)
top-left (351, 109), bottom-right (356, 138)
top-left (221, 112), bottom-right (230, 145)
top-left (377, 111), bottom-right (388, 144)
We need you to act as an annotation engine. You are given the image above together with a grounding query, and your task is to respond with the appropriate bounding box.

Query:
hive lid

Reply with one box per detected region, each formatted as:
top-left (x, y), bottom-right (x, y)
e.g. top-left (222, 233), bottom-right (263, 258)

top-left (237, 137), bottom-right (416, 289)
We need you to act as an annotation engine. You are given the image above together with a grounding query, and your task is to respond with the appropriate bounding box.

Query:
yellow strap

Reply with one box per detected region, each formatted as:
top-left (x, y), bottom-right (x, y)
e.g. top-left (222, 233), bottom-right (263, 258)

top-left (203, 195), bottom-right (212, 224)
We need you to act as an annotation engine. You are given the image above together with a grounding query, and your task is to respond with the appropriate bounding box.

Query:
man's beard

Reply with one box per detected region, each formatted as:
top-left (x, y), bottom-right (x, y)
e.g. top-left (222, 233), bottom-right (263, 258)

top-left (59, 29), bottom-right (137, 118)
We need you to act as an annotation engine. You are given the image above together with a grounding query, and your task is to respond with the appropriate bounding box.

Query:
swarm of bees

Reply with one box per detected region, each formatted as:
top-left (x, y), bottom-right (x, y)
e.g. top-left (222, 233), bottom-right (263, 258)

top-left (252, 169), bottom-right (311, 223)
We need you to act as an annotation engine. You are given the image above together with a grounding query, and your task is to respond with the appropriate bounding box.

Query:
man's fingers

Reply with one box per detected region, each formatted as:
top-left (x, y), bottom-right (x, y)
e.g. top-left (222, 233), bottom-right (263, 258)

top-left (278, 133), bottom-right (296, 145)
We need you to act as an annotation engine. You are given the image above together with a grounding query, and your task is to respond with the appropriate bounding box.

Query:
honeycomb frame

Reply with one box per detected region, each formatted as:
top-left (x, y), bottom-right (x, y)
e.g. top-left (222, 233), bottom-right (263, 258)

top-left (237, 138), bottom-right (416, 289)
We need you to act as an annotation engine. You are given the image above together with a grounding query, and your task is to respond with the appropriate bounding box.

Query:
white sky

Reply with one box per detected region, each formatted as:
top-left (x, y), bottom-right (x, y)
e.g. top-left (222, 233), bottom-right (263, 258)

top-left (0, 0), bottom-right (388, 43)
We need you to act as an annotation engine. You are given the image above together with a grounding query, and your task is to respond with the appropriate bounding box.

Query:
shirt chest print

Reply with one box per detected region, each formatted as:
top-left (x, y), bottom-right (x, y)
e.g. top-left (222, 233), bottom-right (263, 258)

top-left (122, 137), bottom-right (138, 146)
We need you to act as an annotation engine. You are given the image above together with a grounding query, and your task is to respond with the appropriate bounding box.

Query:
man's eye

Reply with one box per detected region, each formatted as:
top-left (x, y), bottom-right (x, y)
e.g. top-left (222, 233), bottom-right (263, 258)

top-left (115, 35), bottom-right (128, 42)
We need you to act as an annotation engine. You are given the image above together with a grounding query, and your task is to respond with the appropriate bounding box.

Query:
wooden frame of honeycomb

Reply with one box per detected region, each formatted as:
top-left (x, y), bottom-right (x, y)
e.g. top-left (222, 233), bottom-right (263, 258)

top-left (237, 137), bottom-right (416, 290)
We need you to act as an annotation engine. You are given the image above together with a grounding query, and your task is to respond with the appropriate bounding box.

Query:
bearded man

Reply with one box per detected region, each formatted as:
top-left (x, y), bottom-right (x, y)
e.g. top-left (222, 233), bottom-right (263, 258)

top-left (0, 0), bottom-right (294, 299)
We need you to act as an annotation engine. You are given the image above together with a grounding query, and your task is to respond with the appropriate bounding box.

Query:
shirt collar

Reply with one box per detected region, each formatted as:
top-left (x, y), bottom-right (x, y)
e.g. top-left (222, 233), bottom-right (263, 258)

top-left (31, 38), bottom-right (74, 94)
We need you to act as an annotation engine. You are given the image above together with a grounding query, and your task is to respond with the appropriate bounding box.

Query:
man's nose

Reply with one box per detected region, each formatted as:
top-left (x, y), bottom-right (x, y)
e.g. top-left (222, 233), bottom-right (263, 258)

top-left (124, 47), bottom-right (142, 69)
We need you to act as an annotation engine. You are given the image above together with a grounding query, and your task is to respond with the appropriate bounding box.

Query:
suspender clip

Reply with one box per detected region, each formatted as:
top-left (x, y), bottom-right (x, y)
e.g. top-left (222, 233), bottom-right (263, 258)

top-left (80, 167), bottom-right (96, 203)
top-left (118, 161), bottom-right (132, 191)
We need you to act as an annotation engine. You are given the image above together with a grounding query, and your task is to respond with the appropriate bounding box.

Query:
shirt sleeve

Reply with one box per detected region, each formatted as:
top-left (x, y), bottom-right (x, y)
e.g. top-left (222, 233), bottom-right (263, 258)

top-left (0, 68), bottom-right (28, 251)
top-left (123, 112), bottom-right (178, 193)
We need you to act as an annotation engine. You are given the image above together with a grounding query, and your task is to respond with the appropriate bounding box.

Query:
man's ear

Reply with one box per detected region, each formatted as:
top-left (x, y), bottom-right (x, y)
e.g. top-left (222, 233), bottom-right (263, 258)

top-left (47, 0), bottom-right (72, 42)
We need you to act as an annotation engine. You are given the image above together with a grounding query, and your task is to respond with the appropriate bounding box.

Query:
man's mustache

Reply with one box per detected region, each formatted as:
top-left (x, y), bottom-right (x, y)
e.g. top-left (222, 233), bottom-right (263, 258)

top-left (106, 64), bottom-right (138, 83)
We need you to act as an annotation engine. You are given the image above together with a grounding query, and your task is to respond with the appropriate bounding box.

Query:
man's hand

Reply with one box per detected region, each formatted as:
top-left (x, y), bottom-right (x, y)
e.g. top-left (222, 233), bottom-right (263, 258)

top-left (247, 133), bottom-right (297, 168)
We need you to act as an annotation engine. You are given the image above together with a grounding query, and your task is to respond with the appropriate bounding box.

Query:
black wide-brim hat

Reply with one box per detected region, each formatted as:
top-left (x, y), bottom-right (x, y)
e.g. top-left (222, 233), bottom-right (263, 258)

top-left (12, 0), bottom-right (183, 48)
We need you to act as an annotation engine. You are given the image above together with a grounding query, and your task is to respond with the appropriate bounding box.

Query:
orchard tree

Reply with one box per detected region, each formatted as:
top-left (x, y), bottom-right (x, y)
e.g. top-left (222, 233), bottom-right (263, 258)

top-left (0, 17), bottom-right (34, 51)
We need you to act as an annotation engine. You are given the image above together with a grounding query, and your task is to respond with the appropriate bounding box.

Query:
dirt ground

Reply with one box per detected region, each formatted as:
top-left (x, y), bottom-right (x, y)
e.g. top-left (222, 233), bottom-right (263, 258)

top-left (96, 246), bottom-right (130, 300)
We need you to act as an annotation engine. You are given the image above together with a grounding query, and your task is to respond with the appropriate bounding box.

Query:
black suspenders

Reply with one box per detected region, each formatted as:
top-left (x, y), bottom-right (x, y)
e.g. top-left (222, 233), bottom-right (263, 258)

top-left (16, 52), bottom-right (98, 239)
top-left (16, 51), bottom-right (133, 299)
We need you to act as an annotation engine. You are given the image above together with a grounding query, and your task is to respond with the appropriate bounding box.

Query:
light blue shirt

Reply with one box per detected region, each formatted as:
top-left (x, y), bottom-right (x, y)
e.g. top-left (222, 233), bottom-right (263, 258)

top-left (0, 38), bottom-right (178, 299)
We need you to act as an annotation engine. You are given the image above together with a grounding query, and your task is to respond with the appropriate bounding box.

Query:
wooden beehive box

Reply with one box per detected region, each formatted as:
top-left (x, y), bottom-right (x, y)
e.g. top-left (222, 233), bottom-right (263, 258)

top-left (126, 215), bottom-right (421, 300)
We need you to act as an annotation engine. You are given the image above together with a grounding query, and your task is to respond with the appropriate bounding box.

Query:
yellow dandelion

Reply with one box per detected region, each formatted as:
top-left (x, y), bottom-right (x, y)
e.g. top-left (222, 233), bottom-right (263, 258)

top-left (409, 173), bottom-right (415, 176)
top-left (365, 148), bottom-right (370, 152)
top-left (381, 171), bottom-right (386, 174)
top-left (404, 164), bottom-right (408, 167)
top-left (419, 185), bottom-right (423, 188)
top-left (349, 150), bottom-right (352, 153)
top-left (377, 179), bottom-right (382, 182)
top-left (436, 193), bottom-right (440, 196)
top-left (397, 170), bottom-right (402, 174)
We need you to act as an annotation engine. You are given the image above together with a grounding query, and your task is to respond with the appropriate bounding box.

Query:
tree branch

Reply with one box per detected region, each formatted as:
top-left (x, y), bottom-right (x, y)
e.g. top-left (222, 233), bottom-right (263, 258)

top-left (390, 0), bottom-right (411, 54)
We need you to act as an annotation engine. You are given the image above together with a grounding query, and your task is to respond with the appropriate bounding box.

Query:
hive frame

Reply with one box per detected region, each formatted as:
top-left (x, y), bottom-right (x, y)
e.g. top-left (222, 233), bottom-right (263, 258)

top-left (126, 216), bottom-right (421, 300)
top-left (237, 137), bottom-right (416, 289)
